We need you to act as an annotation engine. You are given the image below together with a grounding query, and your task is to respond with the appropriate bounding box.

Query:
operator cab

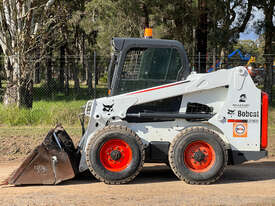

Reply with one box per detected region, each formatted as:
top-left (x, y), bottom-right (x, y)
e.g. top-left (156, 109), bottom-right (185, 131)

top-left (108, 38), bottom-right (190, 96)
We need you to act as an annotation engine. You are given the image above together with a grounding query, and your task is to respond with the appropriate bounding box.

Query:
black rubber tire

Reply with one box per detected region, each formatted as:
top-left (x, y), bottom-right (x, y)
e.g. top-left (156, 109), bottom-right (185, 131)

top-left (169, 127), bottom-right (228, 185)
top-left (86, 125), bottom-right (145, 184)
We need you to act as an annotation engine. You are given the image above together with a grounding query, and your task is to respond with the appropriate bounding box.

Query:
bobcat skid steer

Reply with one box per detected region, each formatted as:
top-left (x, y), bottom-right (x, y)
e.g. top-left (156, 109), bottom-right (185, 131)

top-left (4, 37), bottom-right (268, 185)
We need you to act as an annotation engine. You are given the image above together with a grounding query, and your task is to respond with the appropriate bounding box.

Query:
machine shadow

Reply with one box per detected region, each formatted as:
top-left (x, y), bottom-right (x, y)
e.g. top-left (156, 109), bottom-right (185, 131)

top-left (62, 160), bottom-right (275, 185)
top-left (10, 160), bottom-right (275, 187)
top-left (217, 160), bottom-right (275, 184)
top-left (131, 164), bottom-right (178, 184)
top-left (60, 164), bottom-right (177, 186)
top-left (133, 160), bottom-right (275, 185)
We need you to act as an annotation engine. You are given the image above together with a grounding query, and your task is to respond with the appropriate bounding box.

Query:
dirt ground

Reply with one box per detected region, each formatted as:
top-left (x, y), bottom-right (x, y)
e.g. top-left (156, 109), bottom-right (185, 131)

top-left (1, 158), bottom-right (275, 206)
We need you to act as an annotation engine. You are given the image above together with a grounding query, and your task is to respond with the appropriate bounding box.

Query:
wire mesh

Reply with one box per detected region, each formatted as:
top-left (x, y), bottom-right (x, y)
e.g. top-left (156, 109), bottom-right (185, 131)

top-left (0, 53), bottom-right (274, 104)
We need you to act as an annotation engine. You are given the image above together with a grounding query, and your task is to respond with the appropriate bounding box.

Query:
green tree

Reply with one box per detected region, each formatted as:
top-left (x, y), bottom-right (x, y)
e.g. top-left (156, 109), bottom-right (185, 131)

top-left (0, 0), bottom-right (57, 108)
top-left (254, 35), bottom-right (266, 66)
top-left (254, 0), bottom-right (274, 103)
top-left (83, 0), bottom-right (145, 56)
top-left (233, 40), bottom-right (258, 56)
top-left (207, 0), bottom-right (254, 67)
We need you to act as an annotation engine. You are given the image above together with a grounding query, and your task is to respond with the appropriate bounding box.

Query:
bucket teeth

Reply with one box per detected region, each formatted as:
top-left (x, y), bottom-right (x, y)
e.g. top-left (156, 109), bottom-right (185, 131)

top-left (5, 125), bottom-right (80, 185)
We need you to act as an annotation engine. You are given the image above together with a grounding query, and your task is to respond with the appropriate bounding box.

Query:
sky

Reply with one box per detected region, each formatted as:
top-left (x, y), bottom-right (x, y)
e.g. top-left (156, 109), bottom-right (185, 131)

top-left (239, 32), bottom-right (258, 41)
top-left (239, 7), bottom-right (263, 41)
top-left (239, 7), bottom-right (274, 41)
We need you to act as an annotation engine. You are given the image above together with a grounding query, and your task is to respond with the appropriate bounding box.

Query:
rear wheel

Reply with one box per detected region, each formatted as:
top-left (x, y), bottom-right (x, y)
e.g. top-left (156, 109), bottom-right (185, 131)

top-left (169, 127), bottom-right (227, 184)
top-left (86, 125), bottom-right (145, 184)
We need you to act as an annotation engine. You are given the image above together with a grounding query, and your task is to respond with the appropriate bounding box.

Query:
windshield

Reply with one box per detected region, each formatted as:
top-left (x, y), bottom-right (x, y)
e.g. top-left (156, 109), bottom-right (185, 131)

top-left (117, 47), bottom-right (183, 94)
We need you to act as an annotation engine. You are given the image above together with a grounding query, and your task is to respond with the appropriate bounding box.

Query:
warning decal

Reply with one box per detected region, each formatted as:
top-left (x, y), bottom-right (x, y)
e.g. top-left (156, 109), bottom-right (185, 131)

top-left (233, 123), bottom-right (248, 138)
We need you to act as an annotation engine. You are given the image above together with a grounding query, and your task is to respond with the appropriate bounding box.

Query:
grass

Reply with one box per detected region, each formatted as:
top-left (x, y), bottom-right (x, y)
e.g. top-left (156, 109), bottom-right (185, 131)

top-left (0, 82), bottom-right (108, 126)
top-left (266, 86), bottom-right (275, 156)
top-left (0, 100), bottom-right (85, 126)
top-left (267, 106), bottom-right (275, 156)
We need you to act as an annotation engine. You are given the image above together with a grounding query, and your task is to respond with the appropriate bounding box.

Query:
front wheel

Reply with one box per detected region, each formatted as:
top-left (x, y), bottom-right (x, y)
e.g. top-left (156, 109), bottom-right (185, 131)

top-left (86, 125), bottom-right (145, 184)
top-left (169, 127), bottom-right (227, 184)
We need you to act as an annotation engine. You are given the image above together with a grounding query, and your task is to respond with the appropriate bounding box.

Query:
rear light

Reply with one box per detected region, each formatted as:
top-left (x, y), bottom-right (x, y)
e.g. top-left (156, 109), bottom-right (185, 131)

top-left (261, 92), bottom-right (268, 149)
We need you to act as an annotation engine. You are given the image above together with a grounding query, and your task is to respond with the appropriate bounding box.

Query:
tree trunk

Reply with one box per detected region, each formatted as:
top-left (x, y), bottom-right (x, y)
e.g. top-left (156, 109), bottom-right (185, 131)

top-left (196, 0), bottom-right (208, 73)
top-left (192, 27), bottom-right (196, 70)
top-left (34, 63), bottom-right (40, 84)
top-left (263, 3), bottom-right (274, 104)
top-left (3, 57), bottom-right (17, 105)
top-left (65, 60), bottom-right (70, 96)
top-left (72, 59), bottom-right (80, 94)
top-left (80, 32), bottom-right (86, 82)
top-left (87, 54), bottom-right (93, 96)
top-left (18, 79), bottom-right (33, 108)
top-left (142, 3), bottom-right (150, 28)
top-left (0, 0), bottom-right (57, 108)
top-left (34, 49), bottom-right (41, 84)
top-left (3, 83), bottom-right (17, 106)
top-left (64, 47), bottom-right (70, 96)
top-left (3, 58), bottom-right (33, 108)
top-left (59, 45), bottom-right (65, 92)
top-left (86, 58), bottom-right (89, 86)
top-left (220, 48), bottom-right (225, 69)
top-left (46, 47), bottom-right (53, 96)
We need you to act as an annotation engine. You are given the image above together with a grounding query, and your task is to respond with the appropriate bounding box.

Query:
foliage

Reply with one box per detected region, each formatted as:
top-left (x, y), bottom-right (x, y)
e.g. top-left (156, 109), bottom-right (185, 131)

top-left (253, 0), bottom-right (274, 103)
top-left (99, 72), bottom-right (108, 84)
top-left (207, 0), bottom-right (254, 55)
top-left (0, 85), bottom-right (108, 126)
top-left (82, 0), bottom-right (144, 56)
top-left (233, 39), bottom-right (265, 65)
top-left (0, 0), bottom-right (274, 108)
top-left (0, 0), bottom-right (59, 107)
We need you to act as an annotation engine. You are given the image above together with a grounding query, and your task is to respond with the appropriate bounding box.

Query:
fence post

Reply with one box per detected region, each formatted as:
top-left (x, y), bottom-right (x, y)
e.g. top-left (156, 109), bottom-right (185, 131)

top-left (213, 48), bottom-right (216, 71)
top-left (94, 51), bottom-right (97, 99)
top-left (87, 54), bottom-right (93, 96)
top-left (198, 52), bottom-right (201, 73)
top-left (64, 51), bottom-right (69, 96)
top-left (192, 27), bottom-right (196, 70)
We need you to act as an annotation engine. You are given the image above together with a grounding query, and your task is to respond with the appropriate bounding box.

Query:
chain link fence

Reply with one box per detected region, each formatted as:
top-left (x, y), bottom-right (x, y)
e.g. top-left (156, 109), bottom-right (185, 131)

top-left (188, 54), bottom-right (274, 86)
top-left (0, 53), bottom-right (110, 102)
top-left (0, 53), bottom-right (274, 103)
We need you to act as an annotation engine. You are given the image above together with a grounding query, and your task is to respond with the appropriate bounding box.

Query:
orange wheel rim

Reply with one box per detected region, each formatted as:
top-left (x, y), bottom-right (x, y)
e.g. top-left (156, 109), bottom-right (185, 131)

top-left (100, 139), bottom-right (132, 172)
top-left (184, 140), bottom-right (215, 172)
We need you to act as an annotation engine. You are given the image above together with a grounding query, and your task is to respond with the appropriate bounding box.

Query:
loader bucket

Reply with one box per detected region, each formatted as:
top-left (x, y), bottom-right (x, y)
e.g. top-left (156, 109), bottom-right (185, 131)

top-left (5, 125), bottom-right (80, 185)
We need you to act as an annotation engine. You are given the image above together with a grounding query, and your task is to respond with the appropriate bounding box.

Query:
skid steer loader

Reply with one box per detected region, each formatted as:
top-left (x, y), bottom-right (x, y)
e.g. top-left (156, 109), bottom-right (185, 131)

top-left (4, 37), bottom-right (268, 185)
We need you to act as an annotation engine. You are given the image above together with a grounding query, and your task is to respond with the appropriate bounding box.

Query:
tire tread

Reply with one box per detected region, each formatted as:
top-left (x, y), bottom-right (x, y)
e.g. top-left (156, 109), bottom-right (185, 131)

top-left (168, 126), bottom-right (228, 185)
top-left (86, 125), bottom-right (145, 184)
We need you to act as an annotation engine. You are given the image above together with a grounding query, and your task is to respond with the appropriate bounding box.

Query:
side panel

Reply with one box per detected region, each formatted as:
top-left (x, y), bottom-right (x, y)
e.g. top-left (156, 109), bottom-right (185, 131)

top-left (126, 120), bottom-right (229, 146)
top-left (209, 69), bottom-right (261, 151)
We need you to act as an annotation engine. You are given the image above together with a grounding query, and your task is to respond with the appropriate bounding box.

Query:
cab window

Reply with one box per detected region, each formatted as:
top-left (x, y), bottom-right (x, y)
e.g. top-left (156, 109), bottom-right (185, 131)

top-left (118, 47), bottom-right (182, 94)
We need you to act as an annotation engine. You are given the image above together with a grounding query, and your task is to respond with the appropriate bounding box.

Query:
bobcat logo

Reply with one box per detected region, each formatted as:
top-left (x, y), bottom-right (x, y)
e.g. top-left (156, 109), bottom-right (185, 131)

top-left (103, 104), bottom-right (114, 112)
top-left (227, 109), bottom-right (235, 115)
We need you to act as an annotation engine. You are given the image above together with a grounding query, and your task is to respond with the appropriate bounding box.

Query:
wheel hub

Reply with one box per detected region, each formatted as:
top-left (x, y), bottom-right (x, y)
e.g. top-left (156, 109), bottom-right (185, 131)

top-left (110, 150), bottom-right (122, 161)
top-left (184, 140), bottom-right (215, 172)
top-left (193, 150), bottom-right (206, 162)
top-left (100, 139), bottom-right (132, 172)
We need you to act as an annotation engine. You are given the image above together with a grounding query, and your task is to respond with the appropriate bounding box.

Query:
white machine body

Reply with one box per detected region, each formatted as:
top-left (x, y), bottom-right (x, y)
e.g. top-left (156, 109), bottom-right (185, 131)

top-left (78, 67), bottom-right (266, 172)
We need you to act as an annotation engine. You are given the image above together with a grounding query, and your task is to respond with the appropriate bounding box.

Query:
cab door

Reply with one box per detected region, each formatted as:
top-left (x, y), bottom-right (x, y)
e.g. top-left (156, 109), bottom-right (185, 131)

top-left (114, 47), bottom-right (185, 95)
